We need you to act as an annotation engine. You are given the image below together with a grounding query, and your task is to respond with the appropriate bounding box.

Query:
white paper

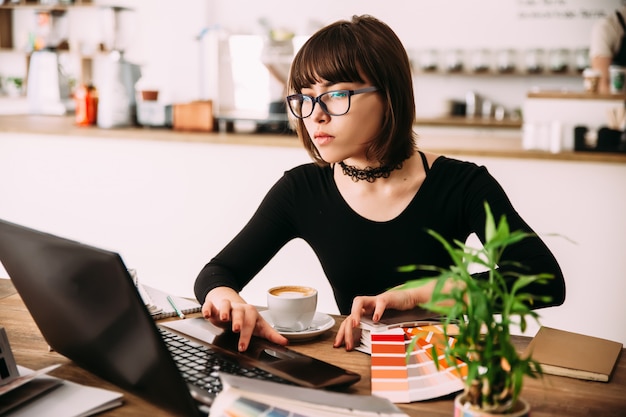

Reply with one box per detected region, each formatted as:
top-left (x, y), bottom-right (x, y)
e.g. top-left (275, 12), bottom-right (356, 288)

top-left (6, 366), bottom-right (123, 417)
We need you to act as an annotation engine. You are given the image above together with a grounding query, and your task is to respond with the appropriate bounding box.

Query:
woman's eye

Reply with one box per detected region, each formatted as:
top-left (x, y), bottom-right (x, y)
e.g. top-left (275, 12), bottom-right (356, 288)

top-left (327, 91), bottom-right (348, 99)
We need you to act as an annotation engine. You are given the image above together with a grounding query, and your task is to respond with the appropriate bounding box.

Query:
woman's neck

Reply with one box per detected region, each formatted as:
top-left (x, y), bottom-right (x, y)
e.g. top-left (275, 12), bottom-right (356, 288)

top-left (337, 160), bottom-right (404, 183)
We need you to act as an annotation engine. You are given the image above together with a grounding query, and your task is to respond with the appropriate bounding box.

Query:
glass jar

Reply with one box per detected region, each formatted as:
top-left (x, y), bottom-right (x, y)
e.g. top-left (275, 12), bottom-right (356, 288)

top-left (525, 48), bottom-right (544, 74)
top-left (470, 49), bottom-right (491, 73)
top-left (496, 49), bottom-right (517, 73)
top-left (574, 48), bottom-right (590, 73)
top-left (445, 49), bottom-right (464, 73)
top-left (418, 49), bottom-right (439, 72)
top-left (549, 48), bottom-right (569, 73)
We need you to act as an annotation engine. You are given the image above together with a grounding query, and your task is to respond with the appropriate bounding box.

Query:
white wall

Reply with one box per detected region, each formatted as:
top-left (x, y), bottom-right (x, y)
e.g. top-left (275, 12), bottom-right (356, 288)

top-left (208, 0), bottom-right (617, 47)
top-left (0, 132), bottom-right (333, 312)
top-left (1, 132), bottom-right (625, 346)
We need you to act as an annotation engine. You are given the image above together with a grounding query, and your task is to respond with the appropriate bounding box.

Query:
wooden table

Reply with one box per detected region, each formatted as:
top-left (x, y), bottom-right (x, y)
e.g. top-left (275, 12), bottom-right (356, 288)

top-left (1, 279), bottom-right (624, 417)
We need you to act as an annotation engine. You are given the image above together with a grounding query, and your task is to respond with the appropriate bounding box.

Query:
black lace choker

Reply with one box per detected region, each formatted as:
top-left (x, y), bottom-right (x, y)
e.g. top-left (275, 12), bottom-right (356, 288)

top-left (338, 161), bottom-right (403, 183)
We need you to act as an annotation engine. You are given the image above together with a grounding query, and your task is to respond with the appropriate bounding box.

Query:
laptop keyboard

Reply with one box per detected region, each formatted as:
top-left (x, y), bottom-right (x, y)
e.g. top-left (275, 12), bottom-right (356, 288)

top-left (159, 328), bottom-right (291, 396)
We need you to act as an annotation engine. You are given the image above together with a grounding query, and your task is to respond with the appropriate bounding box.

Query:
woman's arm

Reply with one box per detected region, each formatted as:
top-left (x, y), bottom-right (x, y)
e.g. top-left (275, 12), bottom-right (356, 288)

top-left (193, 173), bottom-right (299, 351)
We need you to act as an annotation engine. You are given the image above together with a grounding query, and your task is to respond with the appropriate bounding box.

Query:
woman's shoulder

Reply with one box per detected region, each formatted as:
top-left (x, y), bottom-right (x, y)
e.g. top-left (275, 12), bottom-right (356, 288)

top-left (424, 153), bottom-right (494, 189)
top-left (273, 163), bottom-right (335, 194)
top-left (428, 153), bottom-right (483, 173)
top-left (284, 163), bottom-right (332, 180)
top-left (271, 163), bottom-right (337, 203)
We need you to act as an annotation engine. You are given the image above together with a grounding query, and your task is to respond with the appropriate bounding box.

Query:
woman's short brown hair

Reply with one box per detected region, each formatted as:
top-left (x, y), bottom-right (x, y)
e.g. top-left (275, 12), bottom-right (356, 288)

top-left (288, 15), bottom-right (416, 166)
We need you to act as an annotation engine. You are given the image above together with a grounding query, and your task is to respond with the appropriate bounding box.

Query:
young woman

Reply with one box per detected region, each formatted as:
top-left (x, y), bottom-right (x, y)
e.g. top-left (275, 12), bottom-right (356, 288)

top-left (194, 15), bottom-right (565, 352)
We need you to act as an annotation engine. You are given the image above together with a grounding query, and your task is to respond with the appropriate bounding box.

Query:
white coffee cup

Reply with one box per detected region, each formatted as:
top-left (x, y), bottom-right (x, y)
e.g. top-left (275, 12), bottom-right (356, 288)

top-left (266, 285), bottom-right (317, 332)
top-left (582, 68), bottom-right (601, 93)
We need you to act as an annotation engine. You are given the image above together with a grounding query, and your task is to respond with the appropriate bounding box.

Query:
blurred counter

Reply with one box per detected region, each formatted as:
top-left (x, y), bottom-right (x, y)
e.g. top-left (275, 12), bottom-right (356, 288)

top-left (1, 115), bottom-right (625, 164)
top-left (523, 90), bottom-right (626, 156)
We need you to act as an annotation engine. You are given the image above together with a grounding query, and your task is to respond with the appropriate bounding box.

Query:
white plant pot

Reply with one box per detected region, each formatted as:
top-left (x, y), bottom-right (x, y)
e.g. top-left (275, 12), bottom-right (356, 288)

top-left (454, 394), bottom-right (530, 417)
top-left (5, 82), bottom-right (22, 97)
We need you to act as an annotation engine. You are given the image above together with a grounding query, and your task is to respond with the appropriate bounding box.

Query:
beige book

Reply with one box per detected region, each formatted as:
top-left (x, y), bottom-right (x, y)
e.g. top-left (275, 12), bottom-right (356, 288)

top-left (524, 326), bottom-right (623, 382)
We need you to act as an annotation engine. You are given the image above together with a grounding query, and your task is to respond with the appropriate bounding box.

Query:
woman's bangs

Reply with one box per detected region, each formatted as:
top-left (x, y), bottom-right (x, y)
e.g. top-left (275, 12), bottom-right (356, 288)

top-left (291, 31), bottom-right (364, 91)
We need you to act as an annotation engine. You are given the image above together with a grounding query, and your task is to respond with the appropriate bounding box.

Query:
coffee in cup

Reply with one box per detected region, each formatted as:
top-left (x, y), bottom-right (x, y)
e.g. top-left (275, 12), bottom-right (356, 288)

top-left (266, 285), bottom-right (317, 332)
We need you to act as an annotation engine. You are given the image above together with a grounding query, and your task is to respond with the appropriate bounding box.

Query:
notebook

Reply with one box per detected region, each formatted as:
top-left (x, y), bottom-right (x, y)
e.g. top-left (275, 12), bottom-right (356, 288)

top-left (523, 326), bottom-right (623, 382)
top-left (0, 219), bottom-right (361, 417)
top-left (134, 278), bottom-right (201, 319)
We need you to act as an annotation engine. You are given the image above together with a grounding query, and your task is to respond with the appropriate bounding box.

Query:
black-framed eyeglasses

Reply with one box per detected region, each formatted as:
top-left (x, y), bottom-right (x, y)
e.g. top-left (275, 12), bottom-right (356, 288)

top-left (286, 86), bottom-right (378, 119)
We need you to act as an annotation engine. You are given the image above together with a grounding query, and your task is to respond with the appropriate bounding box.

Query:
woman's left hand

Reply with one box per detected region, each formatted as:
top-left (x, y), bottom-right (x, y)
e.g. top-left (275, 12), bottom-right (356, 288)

top-left (333, 288), bottom-right (423, 351)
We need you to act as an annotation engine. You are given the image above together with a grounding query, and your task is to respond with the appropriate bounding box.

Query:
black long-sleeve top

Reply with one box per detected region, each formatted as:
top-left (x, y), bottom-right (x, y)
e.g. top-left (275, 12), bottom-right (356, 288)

top-left (194, 155), bottom-right (565, 314)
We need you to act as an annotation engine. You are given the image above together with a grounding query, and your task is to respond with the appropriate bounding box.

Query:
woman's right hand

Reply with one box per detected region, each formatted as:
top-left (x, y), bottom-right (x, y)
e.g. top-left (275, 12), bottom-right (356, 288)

top-left (201, 287), bottom-right (288, 352)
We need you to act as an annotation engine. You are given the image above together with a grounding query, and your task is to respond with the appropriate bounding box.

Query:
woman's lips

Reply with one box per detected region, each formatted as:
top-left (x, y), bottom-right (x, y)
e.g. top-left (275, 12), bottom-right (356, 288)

top-left (314, 132), bottom-right (334, 145)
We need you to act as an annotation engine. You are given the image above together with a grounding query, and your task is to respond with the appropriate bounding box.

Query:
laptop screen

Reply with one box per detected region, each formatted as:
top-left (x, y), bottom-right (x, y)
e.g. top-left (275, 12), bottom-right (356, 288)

top-left (0, 219), bottom-right (209, 416)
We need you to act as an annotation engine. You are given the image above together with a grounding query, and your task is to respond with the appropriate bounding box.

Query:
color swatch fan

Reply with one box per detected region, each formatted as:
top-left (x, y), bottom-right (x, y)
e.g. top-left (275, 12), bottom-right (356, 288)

top-left (370, 325), bottom-right (466, 403)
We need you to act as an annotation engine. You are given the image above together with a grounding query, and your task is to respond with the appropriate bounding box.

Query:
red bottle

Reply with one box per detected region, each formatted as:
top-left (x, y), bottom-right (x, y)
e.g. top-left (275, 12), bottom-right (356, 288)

top-left (75, 84), bottom-right (98, 126)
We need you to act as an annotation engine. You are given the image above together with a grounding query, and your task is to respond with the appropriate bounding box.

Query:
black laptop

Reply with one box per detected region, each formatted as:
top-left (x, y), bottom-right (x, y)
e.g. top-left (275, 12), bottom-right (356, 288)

top-left (0, 219), bottom-right (360, 416)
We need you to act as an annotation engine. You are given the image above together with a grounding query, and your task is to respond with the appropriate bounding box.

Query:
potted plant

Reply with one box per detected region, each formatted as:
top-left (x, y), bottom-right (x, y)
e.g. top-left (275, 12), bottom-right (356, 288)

top-left (397, 203), bottom-right (553, 416)
top-left (5, 76), bottom-right (24, 97)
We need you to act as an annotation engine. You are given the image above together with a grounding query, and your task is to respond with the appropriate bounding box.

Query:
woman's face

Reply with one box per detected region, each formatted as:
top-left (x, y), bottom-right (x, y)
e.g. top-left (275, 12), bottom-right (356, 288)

top-left (301, 79), bottom-right (384, 165)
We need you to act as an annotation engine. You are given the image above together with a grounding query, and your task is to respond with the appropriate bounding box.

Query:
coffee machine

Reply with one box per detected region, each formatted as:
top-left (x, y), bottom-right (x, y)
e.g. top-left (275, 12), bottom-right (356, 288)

top-left (96, 6), bottom-right (141, 128)
top-left (26, 10), bottom-right (72, 115)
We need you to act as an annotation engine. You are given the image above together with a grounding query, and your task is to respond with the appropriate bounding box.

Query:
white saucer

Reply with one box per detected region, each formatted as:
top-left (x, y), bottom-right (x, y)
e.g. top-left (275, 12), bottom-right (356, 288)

top-left (260, 311), bottom-right (335, 342)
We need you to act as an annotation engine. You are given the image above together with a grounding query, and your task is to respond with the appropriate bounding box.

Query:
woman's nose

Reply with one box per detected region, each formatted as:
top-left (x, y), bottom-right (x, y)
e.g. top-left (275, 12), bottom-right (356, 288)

top-left (310, 102), bottom-right (328, 123)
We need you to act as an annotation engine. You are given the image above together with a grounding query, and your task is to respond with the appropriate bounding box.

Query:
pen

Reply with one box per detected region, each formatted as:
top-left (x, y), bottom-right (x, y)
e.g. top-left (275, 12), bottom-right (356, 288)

top-left (167, 295), bottom-right (185, 319)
